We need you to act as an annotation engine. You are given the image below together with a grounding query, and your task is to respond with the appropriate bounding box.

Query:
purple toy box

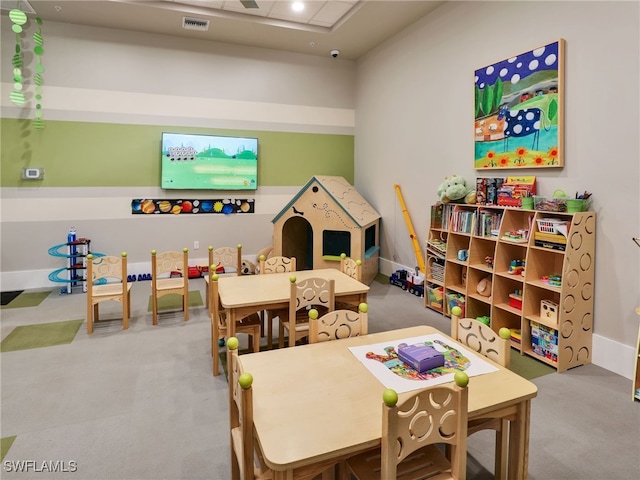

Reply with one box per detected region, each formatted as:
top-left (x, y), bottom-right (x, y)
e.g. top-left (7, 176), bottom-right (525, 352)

top-left (397, 343), bottom-right (445, 373)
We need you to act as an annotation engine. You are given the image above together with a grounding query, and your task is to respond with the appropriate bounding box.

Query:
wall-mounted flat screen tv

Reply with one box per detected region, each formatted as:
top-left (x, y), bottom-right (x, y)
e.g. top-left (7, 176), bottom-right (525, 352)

top-left (161, 132), bottom-right (258, 190)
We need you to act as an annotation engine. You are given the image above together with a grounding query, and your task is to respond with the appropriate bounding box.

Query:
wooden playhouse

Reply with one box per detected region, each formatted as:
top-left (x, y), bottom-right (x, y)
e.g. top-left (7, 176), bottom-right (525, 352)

top-left (272, 175), bottom-right (381, 285)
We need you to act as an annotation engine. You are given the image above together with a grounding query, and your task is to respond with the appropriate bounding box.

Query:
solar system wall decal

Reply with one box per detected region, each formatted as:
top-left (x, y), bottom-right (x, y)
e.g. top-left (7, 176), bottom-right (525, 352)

top-left (131, 198), bottom-right (254, 215)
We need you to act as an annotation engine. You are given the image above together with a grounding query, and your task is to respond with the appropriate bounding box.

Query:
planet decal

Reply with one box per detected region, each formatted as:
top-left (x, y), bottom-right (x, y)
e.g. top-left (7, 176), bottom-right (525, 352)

top-left (171, 205), bottom-right (181, 214)
top-left (240, 202), bottom-right (250, 212)
top-left (158, 200), bottom-right (171, 213)
top-left (142, 200), bottom-right (155, 214)
top-left (201, 201), bottom-right (213, 212)
top-left (181, 201), bottom-right (193, 213)
top-left (222, 204), bottom-right (234, 215)
top-left (131, 199), bottom-right (142, 212)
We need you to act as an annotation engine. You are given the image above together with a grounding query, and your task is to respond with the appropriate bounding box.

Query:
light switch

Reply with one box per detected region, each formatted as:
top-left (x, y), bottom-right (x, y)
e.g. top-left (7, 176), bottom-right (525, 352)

top-left (21, 168), bottom-right (44, 180)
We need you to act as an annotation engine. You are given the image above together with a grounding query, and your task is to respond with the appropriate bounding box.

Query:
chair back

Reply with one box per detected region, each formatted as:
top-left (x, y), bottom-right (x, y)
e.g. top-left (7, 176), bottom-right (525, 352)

top-left (208, 244), bottom-right (242, 276)
top-left (308, 303), bottom-right (368, 343)
top-left (259, 255), bottom-right (296, 274)
top-left (209, 272), bottom-right (226, 327)
top-left (151, 249), bottom-right (188, 279)
top-left (451, 314), bottom-right (510, 367)
top-left (227, 338), bottom-right (255, 480)
top-left (340, 253), bottom-right (362, 282)
top-left (88, 254), bottom-right (127, 286)
top-left (290, 276), bottom-right (335, 317)
top-left (382, 383), bottom-right (468, 480)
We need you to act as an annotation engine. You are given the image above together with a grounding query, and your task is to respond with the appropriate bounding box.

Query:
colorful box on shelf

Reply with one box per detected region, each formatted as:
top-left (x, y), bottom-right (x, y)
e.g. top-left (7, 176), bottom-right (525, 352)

top-left (540, 300), bottom-right (559, 322)
top-left (531, 321), bottom-right (559, 362)
top-left (446, 292), bottom-right (465, 316)
top-left (509, 292), bottom-right (523, 310)
top-left (397, 343), bottom-right (445, 373)
top-left (426, 285), bottom-right (444, 311)
top-left (510, 328), bottom-right (521, 344)
top-left (476, 177), bottom-right (505, 206)
top-left (497, 176), bottom-right (536, 207)
top-left (534, 233), bottom-right (567, 251)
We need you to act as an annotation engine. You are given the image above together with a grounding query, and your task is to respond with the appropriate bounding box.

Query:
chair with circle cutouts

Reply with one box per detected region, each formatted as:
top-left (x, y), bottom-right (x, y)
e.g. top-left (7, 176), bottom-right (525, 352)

top-left (227, 338), bottom-right (340, 479)
top-left (259, 254), bottom-right (296, 348)
top-left (344, 377), bottom-right (469, 480)
top-left (336, 253), bottom-right (363, 311)
top-left (150, 248), bottom-right (189, 325)
top-left (204, 244), bottom-right (243, 313)
top-left (308, 303), bottom-right (368, 344)
top-left (86, 253), bottom-right (133, 334)
top-left (210, 273), bottom-right (261, 377)
top-left (279, 276), bottom-right (335, 348)
top-left (451, 312), bottom-right (512, 480)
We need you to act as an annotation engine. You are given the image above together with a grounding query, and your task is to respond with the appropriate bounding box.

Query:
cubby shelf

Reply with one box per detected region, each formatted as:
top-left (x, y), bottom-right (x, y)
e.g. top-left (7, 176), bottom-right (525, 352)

top-left (425, 203), bottom-right (596, 373)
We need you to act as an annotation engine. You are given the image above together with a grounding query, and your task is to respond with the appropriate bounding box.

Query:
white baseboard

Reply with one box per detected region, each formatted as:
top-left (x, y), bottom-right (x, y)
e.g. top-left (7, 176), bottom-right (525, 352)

top-left (592, 334), bottom-right (634, 379)
top-left (3, 261), bottom-right (634, 380)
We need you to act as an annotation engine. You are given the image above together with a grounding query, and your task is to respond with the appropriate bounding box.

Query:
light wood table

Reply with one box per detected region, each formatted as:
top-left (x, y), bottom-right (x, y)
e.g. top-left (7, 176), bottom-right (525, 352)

top-left (217, 268), bottom-right (369, 340)
top-left (239, 325), bottom-right (537, 480)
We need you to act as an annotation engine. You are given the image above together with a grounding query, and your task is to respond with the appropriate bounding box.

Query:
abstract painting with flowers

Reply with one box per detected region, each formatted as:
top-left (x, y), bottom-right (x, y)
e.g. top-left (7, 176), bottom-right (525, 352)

top-left (474, 40), bottom-right (564, 169)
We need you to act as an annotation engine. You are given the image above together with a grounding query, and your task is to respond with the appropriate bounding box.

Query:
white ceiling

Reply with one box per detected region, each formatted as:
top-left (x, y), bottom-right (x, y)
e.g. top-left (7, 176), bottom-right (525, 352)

top-left (2, 0), bottom-right (446, 60)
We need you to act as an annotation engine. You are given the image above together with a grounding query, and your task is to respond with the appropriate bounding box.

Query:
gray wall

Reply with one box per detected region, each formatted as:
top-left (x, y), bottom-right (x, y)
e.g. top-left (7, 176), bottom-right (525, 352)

top-left (0, 19), bottom-right (357, 285)
top-left (354, 0), bottom-right (640, 375)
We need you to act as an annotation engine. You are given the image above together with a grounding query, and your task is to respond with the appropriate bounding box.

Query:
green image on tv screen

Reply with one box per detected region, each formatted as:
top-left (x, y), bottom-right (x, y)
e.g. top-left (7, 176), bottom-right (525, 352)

top-left (161, 132), bottom-right (258, 190)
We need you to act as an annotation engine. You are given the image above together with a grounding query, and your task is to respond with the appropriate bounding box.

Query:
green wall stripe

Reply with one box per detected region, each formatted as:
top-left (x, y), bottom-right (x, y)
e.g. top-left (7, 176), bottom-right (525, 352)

top-left (0, 119), bottom-right (354, 187)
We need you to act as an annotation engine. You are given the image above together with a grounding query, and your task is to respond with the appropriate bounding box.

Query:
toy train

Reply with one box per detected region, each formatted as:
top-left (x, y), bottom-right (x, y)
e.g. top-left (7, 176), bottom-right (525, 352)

top-left (389, 268), bottom-right (425, 297)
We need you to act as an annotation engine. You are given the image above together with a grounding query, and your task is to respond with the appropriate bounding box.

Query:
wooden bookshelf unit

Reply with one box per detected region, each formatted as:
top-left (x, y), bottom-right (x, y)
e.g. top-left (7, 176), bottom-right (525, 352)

top-left (425, 203), bottom-right (596, 373)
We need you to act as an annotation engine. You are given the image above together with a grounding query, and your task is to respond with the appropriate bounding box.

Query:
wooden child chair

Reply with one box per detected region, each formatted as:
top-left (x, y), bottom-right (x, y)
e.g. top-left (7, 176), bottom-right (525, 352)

top-left (86, 252), bottom-right (132, 334)
top-left (150, 248), bottom-right (189, 325)
top-left (227, 337), bottom-right (342, 479)
top-left (279, 276), bottom-right (335, 348)
top-left (258, 254), bottom-right (296, 348)
top-left (451, 312), bottom-right (512, 480)
top-left (204, 244), bottom-right (243, 313)
top-left (308, 302), bottom-right (368, 344)
top-left (336, 253), bottom-right (363, 311)
top-left (210, 273), bottom-right (261, 376)
top-left (344, 374), bottom-right (469, 480)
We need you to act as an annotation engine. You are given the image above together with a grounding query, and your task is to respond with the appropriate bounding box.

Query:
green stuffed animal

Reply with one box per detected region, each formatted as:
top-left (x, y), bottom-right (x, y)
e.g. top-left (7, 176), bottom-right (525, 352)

top-left (437, 174), bottom-right (477, 204)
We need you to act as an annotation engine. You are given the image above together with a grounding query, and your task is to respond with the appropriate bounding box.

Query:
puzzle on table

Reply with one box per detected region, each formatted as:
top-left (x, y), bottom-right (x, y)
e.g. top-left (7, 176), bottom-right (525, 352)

top-left (349, 333), bottom-right (498, 394)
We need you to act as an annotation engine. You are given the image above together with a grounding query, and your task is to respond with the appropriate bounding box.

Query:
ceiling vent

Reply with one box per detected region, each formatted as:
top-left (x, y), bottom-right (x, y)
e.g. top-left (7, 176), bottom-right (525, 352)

top-left (182, 17), bottom-right (210, 31)
top-left (0, 0), bottom-right (36, 14)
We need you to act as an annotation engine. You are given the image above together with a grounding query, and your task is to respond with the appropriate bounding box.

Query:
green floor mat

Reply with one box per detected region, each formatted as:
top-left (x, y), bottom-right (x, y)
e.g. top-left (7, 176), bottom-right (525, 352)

top-left (0, 319), bottom-right (83, 353)
top-left (374, 273), bottom-right (390, 284)
top-left (147, 290), bottom-right (203, 312)
top-left (1, 436), bottom-right (16, 462)
top-left (1, 290), bottom-right (52, 309)
top-left (509, 349), bottom-right (556, 380)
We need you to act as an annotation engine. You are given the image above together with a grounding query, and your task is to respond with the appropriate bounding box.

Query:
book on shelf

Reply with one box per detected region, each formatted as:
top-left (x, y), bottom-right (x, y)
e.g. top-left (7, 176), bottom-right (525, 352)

top-left (475, 209), bottom-right (502, 238)
top-left (451, 209), bottom-right (474, 234)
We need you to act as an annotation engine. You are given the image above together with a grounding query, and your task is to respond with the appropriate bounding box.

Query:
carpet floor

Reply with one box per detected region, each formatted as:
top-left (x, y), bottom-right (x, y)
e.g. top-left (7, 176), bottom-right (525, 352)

top-left (1, 277), bottom-right (638, 480)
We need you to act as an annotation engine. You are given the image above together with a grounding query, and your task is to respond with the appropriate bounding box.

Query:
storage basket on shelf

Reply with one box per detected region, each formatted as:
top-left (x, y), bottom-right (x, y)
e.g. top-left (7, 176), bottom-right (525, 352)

top-left (535, 218), bottom-right (567, 234)
top-left (533, 190), bottom-right (569, 212)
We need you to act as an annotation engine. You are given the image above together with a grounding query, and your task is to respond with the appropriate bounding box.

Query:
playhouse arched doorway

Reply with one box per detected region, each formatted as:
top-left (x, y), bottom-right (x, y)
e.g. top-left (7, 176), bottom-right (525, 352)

top-left (282, 216), bottom-right (313, 270)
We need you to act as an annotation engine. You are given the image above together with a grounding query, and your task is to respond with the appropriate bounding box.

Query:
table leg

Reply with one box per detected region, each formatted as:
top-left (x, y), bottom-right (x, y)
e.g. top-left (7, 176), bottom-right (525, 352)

top-left (228, 309), bottom-right (236, 339)
top-left (508, 399), bottom-right (531, 480)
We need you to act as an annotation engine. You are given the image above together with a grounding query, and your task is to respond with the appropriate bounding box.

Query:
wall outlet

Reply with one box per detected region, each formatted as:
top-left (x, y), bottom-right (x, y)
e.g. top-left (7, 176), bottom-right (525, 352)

top-left (194, 241), bottom-right (199, 250)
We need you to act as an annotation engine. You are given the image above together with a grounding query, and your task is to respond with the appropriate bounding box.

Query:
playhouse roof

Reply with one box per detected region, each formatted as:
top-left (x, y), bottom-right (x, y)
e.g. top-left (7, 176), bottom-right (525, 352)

top-left (272, 175), bottom-right (381, 227)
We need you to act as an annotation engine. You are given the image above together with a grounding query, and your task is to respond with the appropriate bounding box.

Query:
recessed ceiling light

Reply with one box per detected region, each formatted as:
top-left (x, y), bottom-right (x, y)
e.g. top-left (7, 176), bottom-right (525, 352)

top-left (292, 2), bottom-right (304, 13)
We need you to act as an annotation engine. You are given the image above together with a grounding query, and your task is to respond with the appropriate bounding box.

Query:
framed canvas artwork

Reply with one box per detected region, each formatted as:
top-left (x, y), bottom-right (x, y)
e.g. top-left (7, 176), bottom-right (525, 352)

top-left (474, 39), bottom-right (564, 169)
